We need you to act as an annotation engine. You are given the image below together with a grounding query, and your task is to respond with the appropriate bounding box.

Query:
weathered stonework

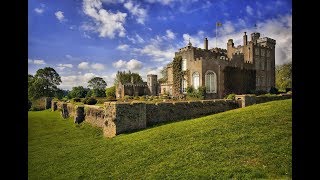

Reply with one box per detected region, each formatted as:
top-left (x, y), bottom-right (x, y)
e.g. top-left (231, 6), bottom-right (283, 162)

top-left (45, 97), bottom-right (52, 109)
top-left (52, 94), bottom-right (290, 137)
top-left (51, 101), bottom-right (57, 111)
top-left (74, 106), bottom-right (85, 124)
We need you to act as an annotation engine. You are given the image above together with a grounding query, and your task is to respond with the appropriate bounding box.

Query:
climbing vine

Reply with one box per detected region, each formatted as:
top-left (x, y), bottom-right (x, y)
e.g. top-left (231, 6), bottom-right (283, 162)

top-left (172, 56), bottom-right (183, 96)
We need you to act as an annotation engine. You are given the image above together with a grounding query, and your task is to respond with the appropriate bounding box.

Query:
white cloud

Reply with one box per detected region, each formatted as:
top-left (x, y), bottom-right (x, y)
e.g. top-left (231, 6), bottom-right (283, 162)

top-left (166, 29), bottom-right (175, 39)
top-left (91, 63), bottom-right (105, 71)
top-left (117, 44), bottom-right (129, 51)
top-left (123, 1), bottom-right (147, 24)
top-left (82, 0), bottom-right (127, 38)
top-left (55, 11), bottom-right (65, 22)
top-left (135, 34), bottom-right (145, 43)
top-left (59, 73), bottom-right (98, 90)
top-left (57, 64), bottom-right (73, 70)
top-left (78, 62), bottom-right (90, 69)
top-left (34, 8), bottom-right (44, 14)
top-left (28, 59), bottom-right (46, 65)
top-left (145, 0), bottom-right (174, 5)
top-left (126, 34), bottom-right (144, 44)
top-left (113, 59), bottom-right (143, 71)
top-left (78, 61), bottom-right (106, 71)
top-left (246, 5), bottom-right (253, 15)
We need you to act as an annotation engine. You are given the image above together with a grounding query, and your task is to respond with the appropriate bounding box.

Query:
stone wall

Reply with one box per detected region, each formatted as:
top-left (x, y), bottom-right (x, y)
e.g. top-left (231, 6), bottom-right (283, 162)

top-left (146, 99), bottom-right (238, 126)
top-left (51, 94), bottom-right (291, 137)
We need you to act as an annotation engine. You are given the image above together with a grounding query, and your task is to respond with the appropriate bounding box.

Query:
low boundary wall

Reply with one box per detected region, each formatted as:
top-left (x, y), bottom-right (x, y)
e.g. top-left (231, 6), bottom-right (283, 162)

top-left (51, 94), bottom-right (291, 137)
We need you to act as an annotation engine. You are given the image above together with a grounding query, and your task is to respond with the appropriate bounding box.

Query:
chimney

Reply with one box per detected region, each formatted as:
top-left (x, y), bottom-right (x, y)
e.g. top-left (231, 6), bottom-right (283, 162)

top-left (243, 32), bottom-right (247, 46)
top-left (204, 37), bottom-right (208, 50)
top-left (131, 76), bottom-right (134, 83)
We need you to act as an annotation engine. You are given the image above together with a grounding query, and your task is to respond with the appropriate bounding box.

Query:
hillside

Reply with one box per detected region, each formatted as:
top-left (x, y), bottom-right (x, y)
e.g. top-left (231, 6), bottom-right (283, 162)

top-left (28, 99), bottom-right (292, 179)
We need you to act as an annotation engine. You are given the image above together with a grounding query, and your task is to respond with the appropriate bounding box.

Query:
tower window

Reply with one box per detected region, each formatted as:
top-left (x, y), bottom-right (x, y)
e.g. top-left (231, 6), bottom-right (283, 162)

top-left (182, 59), bottom-right (187, 71)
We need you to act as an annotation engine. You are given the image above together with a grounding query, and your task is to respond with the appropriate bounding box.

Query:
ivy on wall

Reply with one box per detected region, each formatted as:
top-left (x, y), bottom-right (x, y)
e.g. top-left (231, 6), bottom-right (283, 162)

top-left (172, 56), bottom-right (183, 96)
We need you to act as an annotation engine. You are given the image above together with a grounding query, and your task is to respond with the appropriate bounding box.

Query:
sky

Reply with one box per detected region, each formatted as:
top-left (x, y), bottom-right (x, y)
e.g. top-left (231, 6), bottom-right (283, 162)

top-left (28, 0), bottom-right (292, 90)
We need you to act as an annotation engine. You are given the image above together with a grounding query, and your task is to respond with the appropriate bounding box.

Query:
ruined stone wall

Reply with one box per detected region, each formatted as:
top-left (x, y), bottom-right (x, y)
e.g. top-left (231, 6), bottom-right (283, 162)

top-left (146, 99), bottom-right (238, 126)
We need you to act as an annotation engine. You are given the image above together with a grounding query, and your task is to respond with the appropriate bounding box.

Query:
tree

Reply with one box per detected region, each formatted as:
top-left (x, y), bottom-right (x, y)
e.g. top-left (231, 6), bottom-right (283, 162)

top-left (68, 86), bottom-right (89, 98)
top-left (275, 62), bottom-right (292, 91)
top-left (158, 65), bottom-right (168, 83)
top-left (28, 67), bottom-right (62, 100)
top-left (114, 71), bottom-right (143, 85)
top-left (106, 86), bottom-right (116, 100)
top-left (87, 77), bottom-right (107, 97)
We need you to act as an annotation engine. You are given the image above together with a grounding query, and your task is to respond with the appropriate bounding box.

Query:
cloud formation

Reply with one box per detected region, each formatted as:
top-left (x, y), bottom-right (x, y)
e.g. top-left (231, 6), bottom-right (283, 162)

top-left (78, 61), bottom-right (105, 71)
top-left (28, 59), bottom-right (46, 65)
top-left (55, 11), bottom-right (66, 22)
top-left (82, 0), bottom-right (127, 38)
top-left (57, 64), bottom-right (73, 70)
top-left (123, 1), bottom-right (147, 24)
top-left (113, 59), bottom-right (143, 71)
top-left (117, 44), bottom-right (129, 51)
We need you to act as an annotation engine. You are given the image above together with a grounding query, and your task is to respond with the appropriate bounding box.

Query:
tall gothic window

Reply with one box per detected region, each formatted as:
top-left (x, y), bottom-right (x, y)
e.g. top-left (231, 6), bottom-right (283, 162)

top-left (256, 76), bottom-right (260, 86)
top-left (192, 72), bottom-right (200, 90)
top-left (181, 79), bottom-right (187, 93)
top-left (182, 59), bottom-right (187, 71)
top-left (205, 71), bottom-right (217, 93)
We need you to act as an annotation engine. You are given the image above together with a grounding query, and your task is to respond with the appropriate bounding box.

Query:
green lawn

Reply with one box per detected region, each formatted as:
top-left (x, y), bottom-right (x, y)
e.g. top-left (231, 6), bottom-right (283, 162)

top-left (28, 99), bottom-right (292, 179)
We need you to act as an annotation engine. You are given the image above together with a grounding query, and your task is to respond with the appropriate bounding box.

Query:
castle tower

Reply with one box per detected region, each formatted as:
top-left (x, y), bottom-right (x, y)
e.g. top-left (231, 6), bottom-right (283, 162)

top-left (251, 32), bottom-right (260, 43)
top-left (204, 37), bottom-right (208, 50)
top-left (147, 74), bottom-right (158, 96)
top-left (243, 32), bottom-right (247, 46)
top-left (227, 39), bottom-right (234, 59)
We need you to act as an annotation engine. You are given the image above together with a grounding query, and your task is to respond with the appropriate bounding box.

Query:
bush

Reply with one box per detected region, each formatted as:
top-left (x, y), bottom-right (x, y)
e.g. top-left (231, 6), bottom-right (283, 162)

top-left (225, 93), bottom-right (236, 100)
top-left (83, 97), bottom-right (97, 105)
top-left (72, 98), bottom-right (81, 102)
top-left (106, 86), bottom-right (116, 99)
top-left (269, 87), bottom-right (279, 94)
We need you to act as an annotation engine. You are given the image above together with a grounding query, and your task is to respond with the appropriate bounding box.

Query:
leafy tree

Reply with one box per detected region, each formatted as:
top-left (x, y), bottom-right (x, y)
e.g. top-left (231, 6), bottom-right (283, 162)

top-left (54, 89), bottom-right (66, 100)
top-left (114, 71), bottom-right (143, 85)
top-left (28, 67), bottom-right (62, 100)
top-left (87, 77), bottom-right (107, 97)
top-left (275, 62), bottom-right (292, 91)
top-left (158, 65), bottom-right (168, 83)
top-left (69, 86), bottom-right (89, 98)
top-left (106, 86), bottom-right (116, 99)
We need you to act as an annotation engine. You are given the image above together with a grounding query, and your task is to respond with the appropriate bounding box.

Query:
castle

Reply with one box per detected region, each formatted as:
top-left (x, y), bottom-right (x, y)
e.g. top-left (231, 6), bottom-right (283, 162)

top-left (116, 31), bottom-right (276, 99)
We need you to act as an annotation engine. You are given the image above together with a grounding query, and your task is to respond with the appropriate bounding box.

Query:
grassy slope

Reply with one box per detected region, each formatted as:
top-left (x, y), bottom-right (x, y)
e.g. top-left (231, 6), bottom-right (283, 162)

top-left (28, 99), bottom-right (292, 179)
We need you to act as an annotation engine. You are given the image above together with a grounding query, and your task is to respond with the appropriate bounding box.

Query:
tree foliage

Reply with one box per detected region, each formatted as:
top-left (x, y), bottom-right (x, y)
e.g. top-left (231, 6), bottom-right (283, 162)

top-left (106, 86), bottom-right (116, 99)
top-left (28, 67), bottom-right (62, 100)
top-left (87, 77), bottom-right (107, 97)
top-left (275, 62), bottom-right (292, 91)
top-left (68, 86), bottom-right (89, 98)
top-left (114, 71), bottom-right (143, 85)
top-left (158, 66), bottom-right (168, 83)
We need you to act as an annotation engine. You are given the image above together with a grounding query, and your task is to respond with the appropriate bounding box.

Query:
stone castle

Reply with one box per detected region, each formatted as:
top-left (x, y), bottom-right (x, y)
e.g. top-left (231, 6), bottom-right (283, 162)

top-left (117, 31), bottom-right (276, 99)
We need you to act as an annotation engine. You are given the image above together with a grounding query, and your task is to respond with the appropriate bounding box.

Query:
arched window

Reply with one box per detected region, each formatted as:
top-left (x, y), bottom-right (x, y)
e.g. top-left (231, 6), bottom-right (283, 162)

top-left (205, 71), bottom-right (217, 93)
top-left (192, 72), bottom-right (200, 90)
top-left (182, 59), bottom-right (187, 71)
top-left (181, 79), bottom-right (187, 93)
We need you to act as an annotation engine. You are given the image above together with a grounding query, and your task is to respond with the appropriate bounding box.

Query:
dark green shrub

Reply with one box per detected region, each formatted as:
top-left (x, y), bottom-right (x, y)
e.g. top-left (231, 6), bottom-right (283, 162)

top-left (84, 97), bottom-right (97, 105)
top-left (73, 98), bottom-right (81, 102)
top-left (269, 87), bottom-right (279, 94)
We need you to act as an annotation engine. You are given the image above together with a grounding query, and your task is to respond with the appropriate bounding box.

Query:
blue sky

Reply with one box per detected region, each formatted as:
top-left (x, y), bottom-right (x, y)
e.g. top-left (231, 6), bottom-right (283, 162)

top-left (28, 0), bottom-right (292, 90)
